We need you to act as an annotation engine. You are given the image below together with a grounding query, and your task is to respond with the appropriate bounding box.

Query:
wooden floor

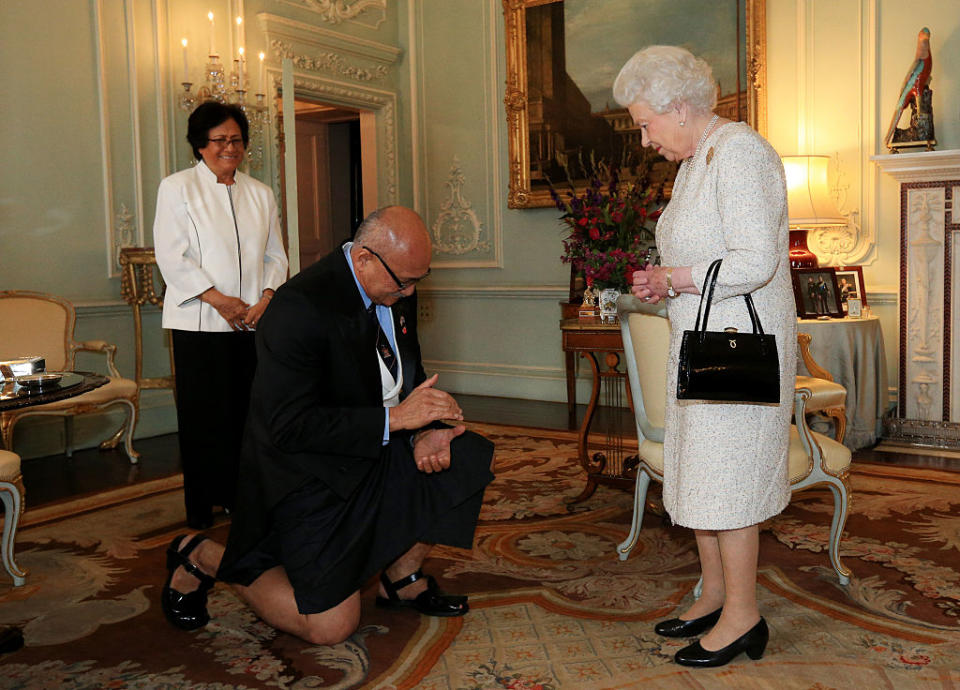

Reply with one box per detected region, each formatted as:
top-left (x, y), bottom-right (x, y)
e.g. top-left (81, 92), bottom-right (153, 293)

top-left (18, 394), bottom-right (958, 509)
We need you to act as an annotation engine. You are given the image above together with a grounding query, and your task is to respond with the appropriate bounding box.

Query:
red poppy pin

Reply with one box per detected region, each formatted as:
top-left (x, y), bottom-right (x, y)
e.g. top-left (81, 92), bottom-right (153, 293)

top-left (400, 315), bottom-right (407, 334)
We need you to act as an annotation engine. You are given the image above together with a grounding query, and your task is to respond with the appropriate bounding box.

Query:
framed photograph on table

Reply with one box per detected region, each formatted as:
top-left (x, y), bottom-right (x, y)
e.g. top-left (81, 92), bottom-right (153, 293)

top-left (847, 297), bottom-right (863, 318)
top-left (792, 267), bottom-right (844, 319)
top-left (834, 265), bottom-right (867, 313)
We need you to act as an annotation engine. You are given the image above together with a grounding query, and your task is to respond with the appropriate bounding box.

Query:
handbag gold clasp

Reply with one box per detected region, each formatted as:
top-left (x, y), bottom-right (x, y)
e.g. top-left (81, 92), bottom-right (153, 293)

top-left (729, 339), bottom-right (737, 349)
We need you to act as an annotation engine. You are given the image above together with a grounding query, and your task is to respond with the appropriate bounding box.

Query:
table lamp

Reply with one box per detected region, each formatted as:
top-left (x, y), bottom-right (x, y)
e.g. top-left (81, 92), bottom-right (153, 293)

top-left (781, 155), bottom-right (846, 268)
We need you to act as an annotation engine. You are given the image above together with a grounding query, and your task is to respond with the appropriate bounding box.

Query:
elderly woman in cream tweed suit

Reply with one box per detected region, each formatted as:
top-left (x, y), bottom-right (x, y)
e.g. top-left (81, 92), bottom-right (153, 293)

top-left (615, 46), bottom-right (796, 668)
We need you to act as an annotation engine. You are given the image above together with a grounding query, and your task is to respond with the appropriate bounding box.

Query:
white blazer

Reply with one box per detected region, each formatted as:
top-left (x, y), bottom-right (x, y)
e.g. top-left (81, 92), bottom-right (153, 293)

top-left (153, 161), bottom-right (289, 332)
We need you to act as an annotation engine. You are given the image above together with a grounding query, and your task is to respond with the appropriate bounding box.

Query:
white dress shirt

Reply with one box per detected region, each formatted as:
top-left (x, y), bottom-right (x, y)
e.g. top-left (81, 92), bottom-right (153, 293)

top-left (153, 160), bottom-right (289, 332)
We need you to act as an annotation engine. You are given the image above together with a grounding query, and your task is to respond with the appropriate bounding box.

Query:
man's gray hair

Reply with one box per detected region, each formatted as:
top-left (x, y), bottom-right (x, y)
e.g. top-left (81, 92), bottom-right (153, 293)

top-left (353, 208), bottom-right (388, 244)
top-left (613, 45), bottom-right (717, 115)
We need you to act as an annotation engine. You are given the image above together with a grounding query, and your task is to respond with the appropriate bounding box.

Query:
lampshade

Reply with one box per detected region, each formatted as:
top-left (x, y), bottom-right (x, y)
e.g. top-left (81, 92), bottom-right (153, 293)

top-left (781, 155), bottom-right (845, 227)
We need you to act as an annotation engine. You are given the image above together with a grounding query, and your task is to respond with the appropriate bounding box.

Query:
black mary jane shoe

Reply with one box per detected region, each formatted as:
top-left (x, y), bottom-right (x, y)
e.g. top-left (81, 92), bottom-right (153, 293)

top-left (161, 534), bottom-right (216, 631)
top-left (654, 607), bottom-right (723, 638)
top-left (674, 617), bottom-right (769, 668)
top-left (374, 569), bottom-right (469, 617)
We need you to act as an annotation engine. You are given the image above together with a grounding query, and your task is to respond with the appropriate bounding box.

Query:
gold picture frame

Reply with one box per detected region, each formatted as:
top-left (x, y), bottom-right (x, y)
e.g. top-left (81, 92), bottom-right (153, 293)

top-left (503, 0), bottom-right (768, 209)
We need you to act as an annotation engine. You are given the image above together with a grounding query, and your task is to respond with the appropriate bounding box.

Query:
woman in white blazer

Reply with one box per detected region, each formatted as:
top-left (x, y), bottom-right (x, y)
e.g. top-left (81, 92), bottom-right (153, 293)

top-left (154, 102), bottom-right (288, 529)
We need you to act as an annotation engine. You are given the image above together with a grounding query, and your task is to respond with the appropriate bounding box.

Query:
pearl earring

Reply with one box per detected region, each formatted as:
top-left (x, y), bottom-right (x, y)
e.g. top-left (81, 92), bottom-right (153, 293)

top-left (679, 120), bottom-right (686, 126)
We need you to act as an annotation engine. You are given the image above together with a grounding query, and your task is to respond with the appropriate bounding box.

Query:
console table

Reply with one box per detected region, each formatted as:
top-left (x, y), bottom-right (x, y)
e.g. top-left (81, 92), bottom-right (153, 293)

top-left (560, 318), bottom-right (636, 504)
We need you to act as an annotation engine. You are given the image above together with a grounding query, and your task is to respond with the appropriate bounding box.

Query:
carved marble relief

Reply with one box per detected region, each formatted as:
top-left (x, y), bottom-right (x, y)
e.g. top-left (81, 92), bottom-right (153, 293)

top-left (904, 188), bottom-right (945, 420)
top-left (431, 158), bottom-right (489, 256)
top-left (874, 150), bottom-right (960, 444)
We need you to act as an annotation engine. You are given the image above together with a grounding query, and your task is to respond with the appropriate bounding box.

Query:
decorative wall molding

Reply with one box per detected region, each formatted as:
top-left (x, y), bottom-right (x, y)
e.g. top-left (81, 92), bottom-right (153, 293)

top-left (277, 0), bottom-right (386, 29)
top-left (810, 154), bottom-right (863, 266)
top-left (421, 357), bottom-right (593, 404)
top-left (799, 0), bottom-right (879, 267)
top-left (93, 0), bottom-right (152, 278)
top-left (424, 358), bottom-right (561, 381)
top-left (287, 73), bottom-right (398, 204)
top-left (866, 288), bottom-right (898, 306)
top-left (269, 39), bottom-right (388, 82)
top-left (114, 204), bottom-right (137, 265)
top-left (258, 13), bottom-right (400, 72)
top-left (431, 158), bottom-right (490, 256)
top-left (872, 149), bottom-right (960, 182)
top-left (259, 11), bottom-right (401, 206)
top-left (417, 285), bottom-right (567, 300)
top-left (75, 300), bottom-right (155, 318)
top-left (409, 0), bottom-right (503, 269)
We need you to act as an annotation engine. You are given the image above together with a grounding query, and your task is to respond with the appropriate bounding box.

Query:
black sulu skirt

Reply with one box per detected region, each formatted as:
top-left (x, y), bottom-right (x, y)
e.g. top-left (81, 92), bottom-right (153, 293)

top-left (220, 429), bottom-right (494, 614)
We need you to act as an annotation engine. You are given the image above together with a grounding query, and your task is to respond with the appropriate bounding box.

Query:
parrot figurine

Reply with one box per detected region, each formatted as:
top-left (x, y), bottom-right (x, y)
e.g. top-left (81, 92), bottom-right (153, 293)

top-left (884, 27), bottom-right (932, 148)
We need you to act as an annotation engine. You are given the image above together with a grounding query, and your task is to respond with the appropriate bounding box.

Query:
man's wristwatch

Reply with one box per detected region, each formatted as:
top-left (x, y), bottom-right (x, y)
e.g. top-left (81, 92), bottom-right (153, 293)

top-left (666, 269), bottom-right (677, 298)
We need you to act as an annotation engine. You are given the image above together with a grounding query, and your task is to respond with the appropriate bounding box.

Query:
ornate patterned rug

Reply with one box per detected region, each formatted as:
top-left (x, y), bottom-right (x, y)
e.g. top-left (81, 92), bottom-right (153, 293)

top-left (2, 422), bottom-right (960, 689)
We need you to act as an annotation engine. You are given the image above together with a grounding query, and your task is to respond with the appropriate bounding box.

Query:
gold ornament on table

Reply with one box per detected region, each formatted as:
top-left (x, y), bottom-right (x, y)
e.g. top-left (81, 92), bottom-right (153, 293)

top-left (579, 284), bottom-right (598, 319)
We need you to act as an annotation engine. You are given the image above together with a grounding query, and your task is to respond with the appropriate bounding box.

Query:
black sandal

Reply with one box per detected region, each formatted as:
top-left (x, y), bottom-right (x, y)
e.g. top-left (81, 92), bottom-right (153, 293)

top-left (374, 570), bottom-right (469, 617)
top-left (161, 534), bottom-right (216, 630)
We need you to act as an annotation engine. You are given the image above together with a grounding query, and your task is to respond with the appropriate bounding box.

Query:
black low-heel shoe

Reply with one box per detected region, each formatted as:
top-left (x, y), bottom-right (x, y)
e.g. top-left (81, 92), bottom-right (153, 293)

top-left (161, 534), bottom-right (216, 631)
top-left (674, 617), bottom-right (769, 668)
top-left (654, 607), bottom-right (722, 638)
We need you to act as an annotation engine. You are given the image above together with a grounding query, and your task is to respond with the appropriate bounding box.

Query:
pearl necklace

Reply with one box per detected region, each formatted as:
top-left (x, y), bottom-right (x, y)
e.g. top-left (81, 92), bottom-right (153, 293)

top-left (690, 114), bottom-right (720, 164)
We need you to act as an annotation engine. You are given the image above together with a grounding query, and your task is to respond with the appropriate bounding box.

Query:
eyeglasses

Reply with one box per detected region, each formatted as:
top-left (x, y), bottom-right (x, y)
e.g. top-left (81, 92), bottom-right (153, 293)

top-left (363, 246), bottom-right (430, 291)
top-left (207, 137), bottom-right (245, 148)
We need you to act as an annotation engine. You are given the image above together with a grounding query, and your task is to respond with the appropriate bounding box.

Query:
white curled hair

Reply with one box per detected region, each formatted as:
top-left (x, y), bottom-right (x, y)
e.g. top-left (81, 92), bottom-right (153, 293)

top-left (613, 45), bottom-right (717, 115)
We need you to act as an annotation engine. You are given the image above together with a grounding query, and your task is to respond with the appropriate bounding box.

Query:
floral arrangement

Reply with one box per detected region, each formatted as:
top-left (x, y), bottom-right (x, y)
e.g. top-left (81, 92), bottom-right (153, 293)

top-left (551, 165), bottom-right (664, 291)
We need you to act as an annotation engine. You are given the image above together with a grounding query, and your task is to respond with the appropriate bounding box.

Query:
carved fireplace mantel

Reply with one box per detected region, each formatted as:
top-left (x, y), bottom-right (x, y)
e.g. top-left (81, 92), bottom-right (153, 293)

top-left (873, 149), bottom-right (960, 448)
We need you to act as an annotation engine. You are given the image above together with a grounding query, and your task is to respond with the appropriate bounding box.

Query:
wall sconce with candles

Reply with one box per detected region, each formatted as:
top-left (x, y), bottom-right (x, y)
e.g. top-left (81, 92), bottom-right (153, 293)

top-left (781, 155), bottom-right (846, 268)
top-left (178, 11), bottom-right (270, 169)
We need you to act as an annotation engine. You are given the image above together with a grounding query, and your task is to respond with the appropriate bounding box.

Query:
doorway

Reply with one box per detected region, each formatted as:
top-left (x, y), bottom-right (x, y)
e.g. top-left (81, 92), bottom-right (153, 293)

top-left (292, 100), bottom-right (365, 269)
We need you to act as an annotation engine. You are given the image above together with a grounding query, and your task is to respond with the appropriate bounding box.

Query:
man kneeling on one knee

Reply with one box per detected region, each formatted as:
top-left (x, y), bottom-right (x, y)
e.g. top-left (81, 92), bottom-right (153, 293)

top-left (160, 206), bottom-right (495, 644)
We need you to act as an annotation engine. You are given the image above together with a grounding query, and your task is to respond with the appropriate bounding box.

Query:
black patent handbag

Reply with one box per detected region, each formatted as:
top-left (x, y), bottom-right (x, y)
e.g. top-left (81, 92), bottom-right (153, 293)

top-left (677, 259), bottom-right (780, 403)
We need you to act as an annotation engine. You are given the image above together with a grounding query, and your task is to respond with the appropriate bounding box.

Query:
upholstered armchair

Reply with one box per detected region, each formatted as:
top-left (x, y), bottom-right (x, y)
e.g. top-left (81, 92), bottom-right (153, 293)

top-left (796, 332), bottom-right (847, 443)
top-left (0, 449), bottom-right (26, 586)
top-left (616, 296), bottom-right (852, 585)
top-left (0, 291), bottom-right (140, 463)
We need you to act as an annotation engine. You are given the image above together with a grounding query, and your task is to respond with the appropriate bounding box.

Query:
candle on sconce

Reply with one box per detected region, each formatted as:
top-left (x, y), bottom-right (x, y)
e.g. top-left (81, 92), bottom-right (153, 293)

top-left (235, 16), bottom-right (243, 51)
top-left (207, 11), bottom-right (216, 55)
top-left (238, 46), bottom-right (245, 89)
top-left (181, 38), bottom-right (189, 82)
top-left (258, 51), bottom-right (265, 94)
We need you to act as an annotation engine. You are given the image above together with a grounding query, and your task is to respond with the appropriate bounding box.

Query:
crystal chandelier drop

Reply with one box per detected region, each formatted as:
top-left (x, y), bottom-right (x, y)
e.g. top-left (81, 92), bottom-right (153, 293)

top-left (177, 13), bottom-right (269, 169)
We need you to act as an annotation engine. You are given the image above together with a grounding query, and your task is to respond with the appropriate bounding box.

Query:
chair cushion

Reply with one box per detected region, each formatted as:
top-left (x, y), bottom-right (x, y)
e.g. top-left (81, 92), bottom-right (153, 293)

top-left (638, 428), bottom-right (849, 486)
top-left (3, 376), bottom-right (137, 414)
top-left (0, 449), bottom-right (21, 481)
top-left (638, 438), bottom-right (664, 477)
top-left (795, 375), bottom-right (846, 411)
top-left (788, 425), bottom-right (851, 483)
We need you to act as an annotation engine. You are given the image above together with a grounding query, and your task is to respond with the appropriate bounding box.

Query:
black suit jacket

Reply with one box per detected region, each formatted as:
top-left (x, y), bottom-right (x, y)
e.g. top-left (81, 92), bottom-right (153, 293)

top-left (219, 248), bottom-right (427, 577)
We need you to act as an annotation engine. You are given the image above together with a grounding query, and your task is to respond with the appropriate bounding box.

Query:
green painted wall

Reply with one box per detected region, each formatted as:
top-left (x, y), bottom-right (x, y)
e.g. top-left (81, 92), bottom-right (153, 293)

top-left (5, 0), bottom-right (960, 459)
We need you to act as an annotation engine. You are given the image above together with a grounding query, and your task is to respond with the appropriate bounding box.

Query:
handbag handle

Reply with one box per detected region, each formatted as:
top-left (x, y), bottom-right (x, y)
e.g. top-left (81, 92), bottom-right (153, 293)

top-left (693, 259), bottom-right (765, 336)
